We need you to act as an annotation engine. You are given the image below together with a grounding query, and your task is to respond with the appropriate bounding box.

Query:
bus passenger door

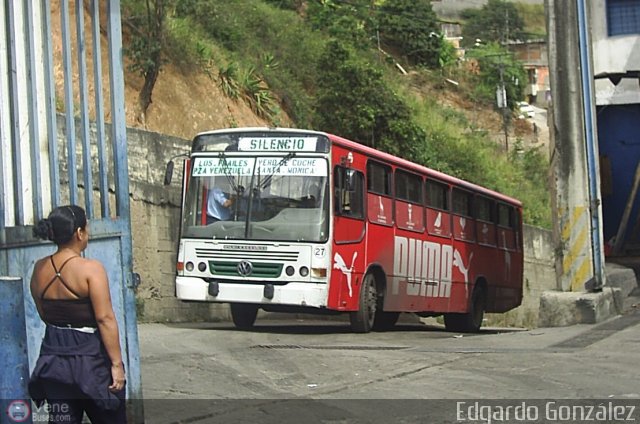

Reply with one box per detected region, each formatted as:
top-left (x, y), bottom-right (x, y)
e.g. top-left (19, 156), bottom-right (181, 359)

top-left (331, 167), bottom-right (366, 310)
top-left (334, 168), bottom-right (365, 243)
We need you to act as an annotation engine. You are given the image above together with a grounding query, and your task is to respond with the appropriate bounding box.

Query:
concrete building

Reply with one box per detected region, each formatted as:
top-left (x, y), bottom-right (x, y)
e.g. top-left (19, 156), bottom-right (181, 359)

top-left (588, 0), bottom-right (640, 255)
top-left (508, 39), bottom-right (550, 106)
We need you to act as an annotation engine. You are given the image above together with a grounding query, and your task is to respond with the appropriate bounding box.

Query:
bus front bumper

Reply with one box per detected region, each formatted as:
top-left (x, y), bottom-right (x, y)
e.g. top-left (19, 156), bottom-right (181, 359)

top-left (176, 276), bottom-right (328, 308)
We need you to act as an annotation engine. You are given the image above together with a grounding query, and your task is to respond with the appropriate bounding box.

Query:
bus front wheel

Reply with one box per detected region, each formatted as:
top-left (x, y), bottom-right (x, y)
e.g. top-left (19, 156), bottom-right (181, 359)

top-left (444, 285), bottom-right (486, 333)
top-left (349, 273), bottom-right (377, 333)
top-left (230, 303), bottom-right (259, 329)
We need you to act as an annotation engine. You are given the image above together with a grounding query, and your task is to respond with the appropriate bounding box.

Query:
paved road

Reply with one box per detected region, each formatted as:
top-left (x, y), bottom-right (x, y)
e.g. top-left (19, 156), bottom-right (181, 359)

top-left (138, 305), bottom-right (640, 423)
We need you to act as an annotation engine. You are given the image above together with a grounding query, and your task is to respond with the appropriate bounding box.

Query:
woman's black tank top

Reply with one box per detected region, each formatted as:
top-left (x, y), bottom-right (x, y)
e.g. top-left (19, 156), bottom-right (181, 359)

top-left (39, 256), bottom-right (97, 328)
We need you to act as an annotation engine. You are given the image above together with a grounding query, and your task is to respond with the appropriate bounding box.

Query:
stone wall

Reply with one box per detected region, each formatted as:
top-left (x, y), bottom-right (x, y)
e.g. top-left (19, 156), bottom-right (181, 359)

top-left (64, 121), bottom-right (555, 327)
top-left (123, 126), bottom-right (231, 322)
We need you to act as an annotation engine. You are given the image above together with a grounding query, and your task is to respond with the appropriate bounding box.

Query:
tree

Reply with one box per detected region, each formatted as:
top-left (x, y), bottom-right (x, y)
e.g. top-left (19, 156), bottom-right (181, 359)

top-left (123, 0), bottom-right (169, 122)
top-left (376, 0), bottom-right (442, 68)
top-left (461, 0), bottom-right (525, 47)
top-left (315, 41), bottom-right (425, 158)
top-left (306, 0), bottom-right (379, 50)
top-left (466, 42), bottom-right (526, 110)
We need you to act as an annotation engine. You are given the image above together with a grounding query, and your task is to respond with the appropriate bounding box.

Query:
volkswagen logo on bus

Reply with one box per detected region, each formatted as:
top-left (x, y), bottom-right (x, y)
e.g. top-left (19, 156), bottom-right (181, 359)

top-left (237, 260), bottom-right (253, 276)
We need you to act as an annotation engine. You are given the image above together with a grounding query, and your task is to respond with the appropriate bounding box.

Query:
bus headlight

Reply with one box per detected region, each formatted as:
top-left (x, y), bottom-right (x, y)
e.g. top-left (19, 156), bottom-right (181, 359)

top-left (185, 262), bottom-right (194, 272)
top-left (285, 266), bottom-right (295, 276)
top-left (299, 266), bottom-right (309, 277)
top-left (198, 262), bottom-right (207, 272)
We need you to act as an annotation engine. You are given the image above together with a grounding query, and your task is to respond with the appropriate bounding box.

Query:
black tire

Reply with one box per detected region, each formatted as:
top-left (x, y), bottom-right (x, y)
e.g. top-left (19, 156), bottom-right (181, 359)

top-left (373, 311), bottom-right (400, 331)
top-left (230, 303), bottom-right (259, 330)
top-left (444, 285), bottom-right (486, 333)
top-left (349, 273), bottom-right (377, 333)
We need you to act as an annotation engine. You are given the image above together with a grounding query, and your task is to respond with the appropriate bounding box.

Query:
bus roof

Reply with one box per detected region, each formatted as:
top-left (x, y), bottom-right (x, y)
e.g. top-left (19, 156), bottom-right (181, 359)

top-left (194, 127), bottom-right (327, 138)
top-left (192, 127), bottom-right (522, 207)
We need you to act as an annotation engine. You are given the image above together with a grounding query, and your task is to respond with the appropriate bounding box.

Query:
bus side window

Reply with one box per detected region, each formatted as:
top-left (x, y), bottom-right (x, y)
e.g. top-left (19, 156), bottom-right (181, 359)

top-left (334, 166), bottom-right (364, 219)
top-left (366, 160), bottom-right (393, 225)
top-left (425, 179), bottom-right (451, 237)
top-left (452, 188), bottom-right (475, 241)
top-left (395, 170), bottom-right (424, 232)
top-left (474, 195), bottom-right (496, 246)
top-left (497, 203), bottom-right (517, 250)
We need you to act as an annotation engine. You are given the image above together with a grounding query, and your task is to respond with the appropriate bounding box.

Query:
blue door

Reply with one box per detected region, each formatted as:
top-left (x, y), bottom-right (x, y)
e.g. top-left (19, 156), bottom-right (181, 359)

top-left (597, 104), bottom-right (640, 247)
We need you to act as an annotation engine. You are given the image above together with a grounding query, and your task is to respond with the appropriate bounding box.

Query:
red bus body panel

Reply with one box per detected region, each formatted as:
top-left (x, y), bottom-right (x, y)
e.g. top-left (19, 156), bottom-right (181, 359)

top-left (327, 135), bottom-right (523, 315)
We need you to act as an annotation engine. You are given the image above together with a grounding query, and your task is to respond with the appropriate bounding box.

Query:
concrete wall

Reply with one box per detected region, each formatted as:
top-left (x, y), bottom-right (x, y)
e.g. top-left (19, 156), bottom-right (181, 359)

top-left (62, 121), bottom-right (555, 327)
top-left (485, 225), bottom-right (555, 328)
top-left (122, 126), bottom-right (231, 322)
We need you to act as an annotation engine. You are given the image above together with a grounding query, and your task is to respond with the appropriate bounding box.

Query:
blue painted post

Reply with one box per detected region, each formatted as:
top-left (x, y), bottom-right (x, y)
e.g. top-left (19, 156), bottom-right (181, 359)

top-left (576, 0), bottom-right (605, 290)
top-left (0, 277), bottom-right (32, 424)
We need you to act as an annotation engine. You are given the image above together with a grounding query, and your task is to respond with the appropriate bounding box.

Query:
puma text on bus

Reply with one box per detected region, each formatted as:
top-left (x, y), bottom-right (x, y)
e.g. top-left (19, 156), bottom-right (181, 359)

top-left (392, 235), bottom-right (456, 298)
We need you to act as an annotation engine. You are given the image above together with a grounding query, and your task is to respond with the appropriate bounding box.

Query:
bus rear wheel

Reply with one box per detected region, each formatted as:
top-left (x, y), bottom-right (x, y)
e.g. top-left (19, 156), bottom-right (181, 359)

top-left (230, 303), bottom-right (259, 330)
top-left (349, 273), bottom-right (377, 333)
top-left (444, 285), bottom-right (486, 333)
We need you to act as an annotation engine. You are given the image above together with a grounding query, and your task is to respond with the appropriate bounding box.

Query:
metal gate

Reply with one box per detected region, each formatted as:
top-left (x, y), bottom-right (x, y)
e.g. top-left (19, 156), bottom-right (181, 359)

top-left (0, 0), bottom-right (142, 421)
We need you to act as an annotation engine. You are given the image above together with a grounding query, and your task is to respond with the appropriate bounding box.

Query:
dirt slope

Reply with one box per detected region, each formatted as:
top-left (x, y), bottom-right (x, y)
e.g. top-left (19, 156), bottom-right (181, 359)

top-left (49, 1), bottom-right (536, 148)
top-left (50, 0), bottom-right (274, 143)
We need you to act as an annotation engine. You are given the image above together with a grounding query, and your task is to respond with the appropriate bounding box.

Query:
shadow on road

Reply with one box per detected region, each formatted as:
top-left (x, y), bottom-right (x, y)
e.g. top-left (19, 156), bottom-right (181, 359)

top-left (164, 320), bottom-right (520, 336)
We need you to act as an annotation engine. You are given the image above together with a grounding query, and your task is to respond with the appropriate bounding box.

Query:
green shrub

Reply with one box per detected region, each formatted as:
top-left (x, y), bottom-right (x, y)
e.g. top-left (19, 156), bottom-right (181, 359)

top-left (377, 0), bottom-right (442, 68)
top-left (218, 63), bottom-right (240, 99)
top-left (314, 40), bottom-right (425, 158)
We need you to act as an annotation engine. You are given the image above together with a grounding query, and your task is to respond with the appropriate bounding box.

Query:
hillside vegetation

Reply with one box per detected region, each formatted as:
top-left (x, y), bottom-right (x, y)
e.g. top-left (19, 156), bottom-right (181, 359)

top-left (120, 0), bottom-right (550, 228)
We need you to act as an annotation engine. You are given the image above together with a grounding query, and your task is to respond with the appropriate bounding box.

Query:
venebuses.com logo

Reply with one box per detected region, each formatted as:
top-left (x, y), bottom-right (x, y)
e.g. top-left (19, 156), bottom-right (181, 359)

top-left (6, 399), bottom-right (75, 423)
top-left (6, 400), bottom-right (30, 422)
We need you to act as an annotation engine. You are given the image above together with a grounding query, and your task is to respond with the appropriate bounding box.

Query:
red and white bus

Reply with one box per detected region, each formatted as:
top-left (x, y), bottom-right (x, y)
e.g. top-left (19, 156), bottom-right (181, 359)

top-left (165, 127), bottom-right (523, 333)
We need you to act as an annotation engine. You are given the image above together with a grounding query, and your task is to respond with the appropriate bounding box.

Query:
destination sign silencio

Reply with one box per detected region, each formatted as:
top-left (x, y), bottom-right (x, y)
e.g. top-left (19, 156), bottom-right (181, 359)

top-left (238, 137), bottom-right (318, 152)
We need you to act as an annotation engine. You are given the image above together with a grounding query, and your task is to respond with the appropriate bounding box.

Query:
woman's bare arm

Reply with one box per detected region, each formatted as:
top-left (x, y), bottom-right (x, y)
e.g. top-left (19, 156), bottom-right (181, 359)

top-left (29, 259), bottom-right (45, 318)
top-left (87, 259), bottom-right (126, 391)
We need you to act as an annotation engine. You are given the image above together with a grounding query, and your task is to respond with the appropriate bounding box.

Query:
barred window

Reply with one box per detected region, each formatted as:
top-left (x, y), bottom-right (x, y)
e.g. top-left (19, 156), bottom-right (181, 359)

top-left (608, 0), bottom-right (640, 36)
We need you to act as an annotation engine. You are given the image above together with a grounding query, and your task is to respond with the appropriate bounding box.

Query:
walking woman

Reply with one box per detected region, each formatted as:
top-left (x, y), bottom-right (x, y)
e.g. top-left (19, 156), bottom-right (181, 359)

top-left (28, 205), bottom-right (126, 423)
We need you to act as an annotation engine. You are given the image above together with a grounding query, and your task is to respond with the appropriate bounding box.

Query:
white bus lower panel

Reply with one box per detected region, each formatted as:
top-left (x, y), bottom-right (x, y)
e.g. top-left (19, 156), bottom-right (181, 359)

top-left (176, 276), bottom-right (328, 308)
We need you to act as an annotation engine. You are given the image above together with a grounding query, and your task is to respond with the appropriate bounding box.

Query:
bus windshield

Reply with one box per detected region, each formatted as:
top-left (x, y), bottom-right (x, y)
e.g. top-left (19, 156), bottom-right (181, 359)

top-left (181, 154), bottom-right (329, 242)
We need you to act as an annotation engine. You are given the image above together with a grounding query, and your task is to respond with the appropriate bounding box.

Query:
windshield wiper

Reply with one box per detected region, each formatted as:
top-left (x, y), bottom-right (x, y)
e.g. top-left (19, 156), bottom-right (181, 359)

top-left (259, 152), bottom-right (296, 190)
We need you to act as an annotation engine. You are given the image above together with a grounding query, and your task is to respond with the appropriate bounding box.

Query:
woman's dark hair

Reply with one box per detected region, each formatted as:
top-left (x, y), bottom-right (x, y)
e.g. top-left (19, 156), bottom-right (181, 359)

top-left (33, 205), bottom-right (87, 245)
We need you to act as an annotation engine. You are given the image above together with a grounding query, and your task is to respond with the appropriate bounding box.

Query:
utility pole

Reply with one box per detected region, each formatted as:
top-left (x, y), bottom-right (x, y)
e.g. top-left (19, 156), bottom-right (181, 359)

top-left (496, 62), bottom-right (509, 152)
top-left (546, 0), bottom-right (604, 292)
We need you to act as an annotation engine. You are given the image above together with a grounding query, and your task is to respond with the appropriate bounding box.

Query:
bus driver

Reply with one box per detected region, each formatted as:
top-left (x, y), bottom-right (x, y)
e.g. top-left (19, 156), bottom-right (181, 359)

top-left (207, 183), bottom-right (235, 224)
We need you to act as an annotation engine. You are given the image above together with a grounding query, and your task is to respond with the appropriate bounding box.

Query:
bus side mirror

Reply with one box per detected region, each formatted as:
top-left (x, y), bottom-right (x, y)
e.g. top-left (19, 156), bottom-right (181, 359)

top-left (345, 169), bottom-right (356, 191)
top-left (164, 161), bottom-right (174, 186)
